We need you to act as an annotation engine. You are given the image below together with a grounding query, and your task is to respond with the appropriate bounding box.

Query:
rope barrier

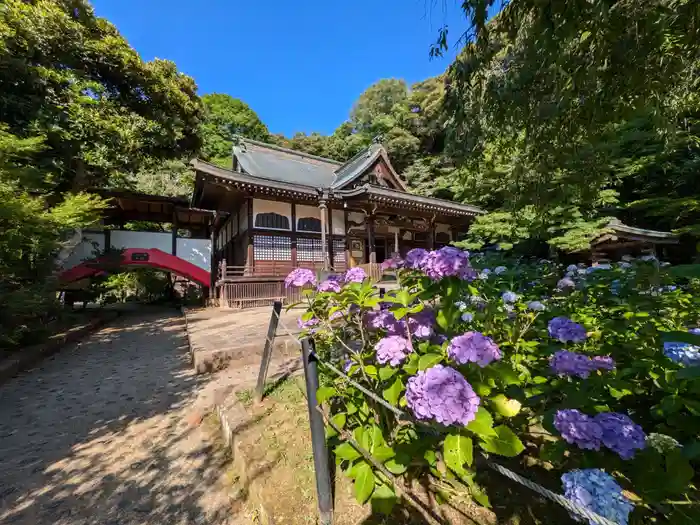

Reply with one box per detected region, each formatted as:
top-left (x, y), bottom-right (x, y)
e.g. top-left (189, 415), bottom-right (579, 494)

top-left (265, 306), bottom-right (620, 525)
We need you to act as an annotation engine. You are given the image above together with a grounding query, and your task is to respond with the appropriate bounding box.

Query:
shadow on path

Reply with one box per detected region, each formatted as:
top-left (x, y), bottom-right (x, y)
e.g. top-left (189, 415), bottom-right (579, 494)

top-left (0, 308), bottom-right (238, 525)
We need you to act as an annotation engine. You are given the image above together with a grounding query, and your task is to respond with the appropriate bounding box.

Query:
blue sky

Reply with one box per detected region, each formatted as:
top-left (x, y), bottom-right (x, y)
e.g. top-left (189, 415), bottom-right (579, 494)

top-left (91, 0), bottom-right (469, 136)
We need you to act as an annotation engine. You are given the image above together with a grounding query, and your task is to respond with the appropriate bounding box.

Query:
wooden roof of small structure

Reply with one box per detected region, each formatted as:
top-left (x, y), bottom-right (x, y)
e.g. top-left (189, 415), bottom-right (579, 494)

top-left (592, 219), bottom-right (680, 246)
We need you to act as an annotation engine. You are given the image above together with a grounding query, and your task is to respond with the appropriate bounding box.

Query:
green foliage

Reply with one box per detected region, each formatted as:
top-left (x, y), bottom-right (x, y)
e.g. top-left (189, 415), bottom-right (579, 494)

top-left (200, 93), bottom-right (269, 164)
top-left (0, 0), bottom-right (203, 191)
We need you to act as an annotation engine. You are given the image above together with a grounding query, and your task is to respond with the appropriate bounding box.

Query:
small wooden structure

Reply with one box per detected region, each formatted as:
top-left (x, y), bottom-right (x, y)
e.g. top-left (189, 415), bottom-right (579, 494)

top-left (589, 219), bottom-right (679, 261)
top-left (190, 138), bottom-right (484, 307)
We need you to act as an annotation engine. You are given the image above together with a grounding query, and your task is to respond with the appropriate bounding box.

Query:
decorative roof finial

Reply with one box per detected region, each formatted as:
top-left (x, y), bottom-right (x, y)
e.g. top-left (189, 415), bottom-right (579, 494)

top-left (371, 134), bottom-right (384, 144)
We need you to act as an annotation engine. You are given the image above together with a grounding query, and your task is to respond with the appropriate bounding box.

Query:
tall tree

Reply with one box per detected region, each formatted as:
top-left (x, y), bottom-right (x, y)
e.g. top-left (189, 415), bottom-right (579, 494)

top-left (200, 94), bottom-right (270, 165)
top-left (0, 0), bottom-right (203, 191)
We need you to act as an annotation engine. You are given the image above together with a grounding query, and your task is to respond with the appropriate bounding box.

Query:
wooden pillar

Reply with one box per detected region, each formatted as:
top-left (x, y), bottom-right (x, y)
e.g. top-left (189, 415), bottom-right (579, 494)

top-left (209, 212), bottom-right (218, 300)
top-left (319, 199), bottom-right (329, 271)
top-left (366, 214), bottom-right (376, 264)
top-left (394, 229), bottom-right (399, 255)
top-left (343, 209), bottom-right (351, 268)
top-left (103, 228), bottom-right (111, 254)
top-left (327, 203), bottom-right (334, 270)
top-left (427, 221), bottom-right (435, 251)
top-left (171, 211), bottom-right (178, 256)
top-left (291, 202), bottom-right (298, 267)
top-left (245, 197), bottom-right (254, 275)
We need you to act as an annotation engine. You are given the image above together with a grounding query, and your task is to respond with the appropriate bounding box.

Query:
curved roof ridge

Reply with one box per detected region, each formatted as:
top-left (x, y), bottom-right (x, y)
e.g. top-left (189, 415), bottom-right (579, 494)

top-left (235, 136), bottom-right (343, 166)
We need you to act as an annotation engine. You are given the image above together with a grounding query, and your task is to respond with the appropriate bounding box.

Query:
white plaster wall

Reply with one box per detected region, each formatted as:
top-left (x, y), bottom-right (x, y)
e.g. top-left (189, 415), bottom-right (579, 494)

top-left (253, 199), bottom-right (292, 230)
top-left (436, 223), bottom-right (451, 234)
top-left (111, 230), bottom-right (171, 253)
top-left (332, 209), bottom-right (345, 236)
top-left (61, 231), bottom-right (105, 269)
top-left (348, 211), bottom-right (365, 225)
top-left (177, 238), bottom-right (211, 271)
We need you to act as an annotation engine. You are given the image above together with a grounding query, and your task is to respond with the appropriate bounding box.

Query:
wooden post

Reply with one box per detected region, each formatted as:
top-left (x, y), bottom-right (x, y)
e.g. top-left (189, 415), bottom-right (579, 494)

top-left (327, 202), bottom-right (334, 270)
top-left (255, 301), bottom-right (283, 402)
top-left (246, 198), bottom-right (254, 275)
top-left (291, 202), bottom-right (298, 267)
top-left (427, 221), bottom-right (435, 250)
top-left (319, 199), bottom-right (329, 271)
top-left (209, 212), bottom-right (218, 300)
top-left (103, 228), bottom-right (111, 254)
top-left (171, 211), bottom-right (178, 256)
top-left (394, 229), bottom-right (399, 255)
top-left (344, 208), bottom-right (350, 268)
top-left (366, 214), bottom-right (376, 264)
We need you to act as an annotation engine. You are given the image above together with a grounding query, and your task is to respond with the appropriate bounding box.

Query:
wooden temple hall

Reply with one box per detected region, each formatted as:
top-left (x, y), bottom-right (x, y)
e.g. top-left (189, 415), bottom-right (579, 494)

top-left (190, 138), bottom-right (484, 307)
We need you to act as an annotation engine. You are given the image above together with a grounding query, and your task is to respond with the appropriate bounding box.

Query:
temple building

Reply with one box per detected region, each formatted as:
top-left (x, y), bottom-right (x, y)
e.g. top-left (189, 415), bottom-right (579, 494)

top-left (190, 138), bottom-right (484, 307)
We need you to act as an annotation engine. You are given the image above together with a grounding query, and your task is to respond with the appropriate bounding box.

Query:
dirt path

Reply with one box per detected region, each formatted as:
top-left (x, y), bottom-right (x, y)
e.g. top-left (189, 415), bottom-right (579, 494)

top-left (0, 308), bottom-right (242, 525)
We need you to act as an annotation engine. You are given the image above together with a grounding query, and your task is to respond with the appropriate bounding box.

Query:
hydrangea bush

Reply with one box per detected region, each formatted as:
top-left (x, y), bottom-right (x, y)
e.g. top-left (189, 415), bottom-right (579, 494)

top-left (288, 249), bottom-right (700, 523)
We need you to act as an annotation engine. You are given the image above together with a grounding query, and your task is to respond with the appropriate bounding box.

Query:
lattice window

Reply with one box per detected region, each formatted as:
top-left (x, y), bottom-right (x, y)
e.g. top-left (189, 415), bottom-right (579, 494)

top-left (298, 217), bottom-right (322, 232)
top-left (255, 212), bottom-right (290, 230)
top-left (297, 237), bottom-right (324, 262)
top-left (333, 239), bottom-right (346, 265)
top-left (254, 235), bottom-right (291, 261)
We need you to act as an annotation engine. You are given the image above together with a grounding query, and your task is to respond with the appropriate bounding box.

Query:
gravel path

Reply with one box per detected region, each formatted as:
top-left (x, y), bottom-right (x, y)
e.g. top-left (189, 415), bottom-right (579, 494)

top-left (0, 309), bottom-right (241, 525)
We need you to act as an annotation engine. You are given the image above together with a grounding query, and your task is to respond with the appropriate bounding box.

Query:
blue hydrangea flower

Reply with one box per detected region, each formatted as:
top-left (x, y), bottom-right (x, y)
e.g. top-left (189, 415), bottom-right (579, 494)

top-left (548, 317), bottom-right (587, 343)
top-left (461, 312), bottom-right (474, 323)
top-left (554, 409), bottom-right (603, 450)
top-left (566, 264), bottom-right (578, 273)
top-left (493, 266), bottom-right (507, 275)
top-left (550, 351), bottom-right (615, 379)
top-left (455, 301), bottom-right (467, 311)
top-left (561, 469), bottom-right (634, 525)
top-left (501, 291), bottom-right (519, 303)
top-left (596, 412), bottom-right (646, 459)
top-left (557, 277), bottom-right (576, 290)
top-left (664, 342), bottom-right (700, 366)
top-left (527, 301), bottom-right (546, 312)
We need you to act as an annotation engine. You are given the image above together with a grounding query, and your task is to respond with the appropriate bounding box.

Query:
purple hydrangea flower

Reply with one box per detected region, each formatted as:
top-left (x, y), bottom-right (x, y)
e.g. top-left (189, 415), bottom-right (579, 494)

top-left (561, 469), bottom-right (634, 525)
top-left (329, 309), bottom-right (344, 321)
top-left (405, 248), bottom-right (429, 269)
top-left (285, 268), bottom-right (316, 288)
top-left (527, 301), bottom-right (546, 312)
top-left (548, 317), bottom-right (587, 343)
top-left (375, 336), bottom-right (413, 366)
top-left (447, 331), bottom-right (501, 367)
top-left (406, 365), bottom-right (480, 426)
top-left (502, 291), bottom-right (518, 303)
top-left (554, 409), bottom-right (603, 450)
top-left (365, 311), bottom-right (404, 336)
top-left (566, 264), bottom-right (578, 273)
top-left (595, 412), bottom-right (646, 459)
top-left (422, 247), bottom-right (476, 281)
top-left (344, 266), bottom-right (367, 283)
top-left (550, 351), bottom-right (615, 379)
top-left (317, 277), bottom-right (341, 293)
top-left (297, 316), bottom-right (319, 332)
top-left (381, 256), bottom-right (403, 271)
top-left (557, 277), bottom-right (576, 290)
top-left (407, 309), bottom-right (435, 339)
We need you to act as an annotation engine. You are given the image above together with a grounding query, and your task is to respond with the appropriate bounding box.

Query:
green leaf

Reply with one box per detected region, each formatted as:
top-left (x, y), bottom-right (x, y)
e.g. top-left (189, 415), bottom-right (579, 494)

top-left (661, 331), bottom-right (700, 345)
top-left (418, 353), bottom-right (443, 371)
top-left (382, 377), bottom-right (404, 407)
top-left (403, 353), bottom-right (419, 375)
top-left (316, 386), bottom-right (337, 404)
top-left (326, 412), bottom-right (346, 438)
top-left (539, 440), bottom-right (567, 464)
top-left (354, 463), bottom-right (375, 504)
top-left (370, 483), bottom-right (397, 515)
top-left (490, 394), bottom-right (522, 418)
top-left (479, 426), bottom-right (525, 457)
top-left (385, 457), bottom-right (408, 474)
top-left (579, 30), bottom-right (591, 43)
top-left (436, 309), bottom-right (451, 331)
top-left (393, 307), bottom-right (409, 320)
top-left (335, 442), bottom-right (361, 461)
top-left (379, 366), bottom-right (397, 381)
top-left (443, 434), bottom-right (474, 477)
top-left (373, 445), bottom-right (395, 463)
top-left (677, 367), bottom-right (700, 380)
top-left (365, 365), bottom-right (378, 378)
top-left (466, 407), bottom-right (497, 438)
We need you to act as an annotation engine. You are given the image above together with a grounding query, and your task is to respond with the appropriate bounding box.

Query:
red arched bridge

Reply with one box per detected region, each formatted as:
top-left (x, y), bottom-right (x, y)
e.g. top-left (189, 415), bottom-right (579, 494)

top-left (59, 190), bottom-right (218, 289)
